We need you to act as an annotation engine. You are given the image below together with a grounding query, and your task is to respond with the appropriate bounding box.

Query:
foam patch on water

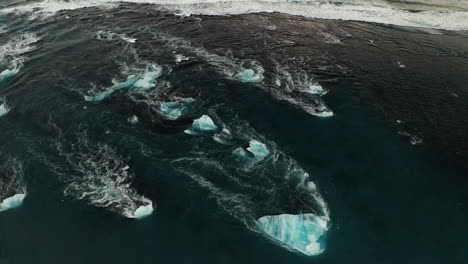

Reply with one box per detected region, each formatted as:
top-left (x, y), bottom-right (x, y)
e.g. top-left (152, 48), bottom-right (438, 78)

top-left (2, 0), bottom-right (467, 30)
top-left (159, 98), bottom-right (194, 120)
top-left (45, 126), bottom-right (154, 218)
top-left (128, 115), bottom-right (139, 124)
top-left (256, 213), bottom-right (328, 256)
top-left (97, 30), bottom-right (136, 43)
top-left (0, 32), bottom-right (39, 79)
top-left (0, 158), bottom-right (27, 212)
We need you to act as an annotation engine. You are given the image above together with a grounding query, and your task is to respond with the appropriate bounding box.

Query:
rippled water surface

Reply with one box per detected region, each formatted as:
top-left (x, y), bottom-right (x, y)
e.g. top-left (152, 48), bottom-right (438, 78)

top-left (0, 1), bottom-right (467, 264)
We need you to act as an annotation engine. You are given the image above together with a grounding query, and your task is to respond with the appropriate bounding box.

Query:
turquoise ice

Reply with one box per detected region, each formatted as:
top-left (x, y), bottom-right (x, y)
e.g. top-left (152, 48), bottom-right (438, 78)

top-left (256, 213), bottom-right (328, 256)
top-left (246, 140), bottom-right (270, 160)
top-left (133, 202), bottom-right (154, 219)
top-left (307, 83), bottom-right (324, 95)
top-left (160, 98), bottom-right (194, 120)
top-left (0, 101), bottom-right (9, 116)
top-left (85, 75), bottom-right (139, 102)
top-left (235, 69), bottom-right (264, 83)
top-left (85, 69), bottom-right (162, 102)
top-left (0, 68), bottom-right (19, 82)
top-left (0, 193), bottom-right (26, 212)
top-left (185, 115), bottom-right (218, 135)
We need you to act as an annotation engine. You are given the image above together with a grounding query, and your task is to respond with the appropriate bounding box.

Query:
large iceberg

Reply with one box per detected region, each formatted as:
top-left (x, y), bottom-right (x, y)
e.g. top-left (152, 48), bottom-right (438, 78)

top-left (0, 68), bottom-right (19, 82)
top-left (185, 115), bottom-right (218, 135)
top-left (246, 140), bottom-right (270, 160)
top-left (256, 213), bottom-right (328, 256)
top-left (235, 69), bottom-right (264, 83)
top-left (0, 193), bottom-right (26, 212)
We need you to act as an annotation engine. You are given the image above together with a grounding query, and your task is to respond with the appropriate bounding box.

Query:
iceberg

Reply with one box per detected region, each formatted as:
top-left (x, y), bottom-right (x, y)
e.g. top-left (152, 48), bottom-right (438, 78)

top-left (307, 84), bottom-right (325, 95)
top-left (185, 115), bottom-right (218, 135)
top-left (256, 214), bottom-right (328, 256)
top-left (0, 193), bottom-right (26, 212)
top-left (232, 147), bottom-right (249, 158)
top-left (133, 202), bottom-right (154, 219)
top-left (0, 68), bottom-right (19, 82)
top-left (235, 69), bottom-right (263, 83)
top-left (246, 140), bottom-right (269, 160)
top-left (0, 101), bottom-right (9, 116)
top-left (84, 75), bottom-right (139, 102)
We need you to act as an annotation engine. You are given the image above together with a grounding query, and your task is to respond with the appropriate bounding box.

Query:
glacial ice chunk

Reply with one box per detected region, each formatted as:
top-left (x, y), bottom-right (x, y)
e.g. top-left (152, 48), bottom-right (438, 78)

top-left (0, 68), bottom-right (19, 82)
top-left (307, 84), bottom-right (325, 95)
top-left (85, 75), bottom-right (139, 102)
top-left (246, 140), bottom-right (269, 160)
top-left (256, 214), bottom-right (328, 256)
top-left (235, 69), bottom-right (263, 83)
top-left (0, 193), bottom-right (26, 212)
top-left (185, 115), bottom-right (218, 135)
top-left (232, 147), bottom-right (249, 157)
top-left (0, 101), bottom-right (9, 116)
top-left (133, 202), bottom-right (154, 219)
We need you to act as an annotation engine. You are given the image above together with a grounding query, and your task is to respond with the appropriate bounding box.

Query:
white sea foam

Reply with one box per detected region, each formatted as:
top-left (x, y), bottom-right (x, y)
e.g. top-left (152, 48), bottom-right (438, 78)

top-left (46, 125), bottom-right (154, 219)
top-left (0, 158), bottom-right (27, 212)
top-left (0, 32), bottom-right (39, 80)
top-left (1, 0), bottom-right (467, 30)
top-left (96, 30), bottom-right (137, 43)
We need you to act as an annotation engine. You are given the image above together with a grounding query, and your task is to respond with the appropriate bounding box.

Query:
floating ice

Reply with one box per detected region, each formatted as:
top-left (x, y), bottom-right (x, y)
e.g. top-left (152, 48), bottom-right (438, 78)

top-left (0, 193), bottom-right (26, 212)
top-left (246, 140), bottom-right (270, 160)
top-left (235, 69), bottom-right (264, 83)
top-left (0, 68), bottom-right (19, 82)
top-left (232, 147), bottom-right (249, 158)
top-left (133, 202), bottom-right (154, 219)
top-left (0, 101), bottom-right (9, 117)
top-left (160, 98), bottom-right (194, 120)
top-left (307, 84), bottom-right (325, 95)
top-left (256, 214), bottom-right (328, 256)
top-left (128, 115), bottom-right (139, 124)
top-left (213, 128), bottom-right (232, 145)
top-left (85, 75), bottom-right (139, 102)
top-left (122, 36), bottom-right (136, 43)
top-left (185, 115), bottom-right (218, 135)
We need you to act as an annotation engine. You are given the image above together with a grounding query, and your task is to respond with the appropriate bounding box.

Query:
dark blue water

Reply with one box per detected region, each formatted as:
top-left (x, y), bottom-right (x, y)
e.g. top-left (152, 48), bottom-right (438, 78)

top-left (0, 3), bottom-right (467, 264)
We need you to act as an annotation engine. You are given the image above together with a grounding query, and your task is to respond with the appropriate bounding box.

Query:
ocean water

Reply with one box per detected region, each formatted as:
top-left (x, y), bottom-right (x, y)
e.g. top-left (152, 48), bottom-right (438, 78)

top-left (0, 1), bottom-right (467, 263)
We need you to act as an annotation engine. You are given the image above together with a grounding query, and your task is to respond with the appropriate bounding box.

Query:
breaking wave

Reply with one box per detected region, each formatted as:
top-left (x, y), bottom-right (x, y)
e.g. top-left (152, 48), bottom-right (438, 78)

top-left (0, 32), bottom-right (39, 82)
top-left (1, 0), bottom-right (467, 30)
top-left (43, 122), bottom-right (154, 219)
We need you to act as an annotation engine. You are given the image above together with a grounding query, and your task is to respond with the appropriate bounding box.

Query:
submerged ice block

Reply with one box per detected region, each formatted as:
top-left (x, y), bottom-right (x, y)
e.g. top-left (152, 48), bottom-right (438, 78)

top-left (235, 69), bottom-right (263, 83)
top-left (0, 193), bottom-right (26, 212)
top-left (256, 213), bottom-right (328, 256)
top-left (0, 68), bottom-right (19, 82)
top-left (85, 75), bottom-right (139, 102)
top-left (307, 84), bottom-right (324, 95)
